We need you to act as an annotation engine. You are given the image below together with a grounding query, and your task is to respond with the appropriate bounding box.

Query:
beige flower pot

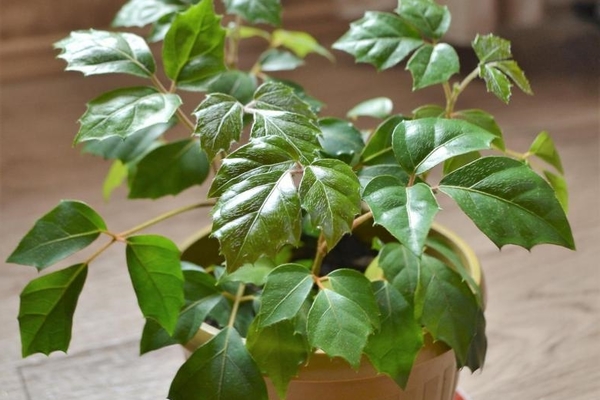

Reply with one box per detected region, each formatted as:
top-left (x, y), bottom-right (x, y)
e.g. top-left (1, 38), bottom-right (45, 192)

top-left (181, 224), bottom-right (483, 400)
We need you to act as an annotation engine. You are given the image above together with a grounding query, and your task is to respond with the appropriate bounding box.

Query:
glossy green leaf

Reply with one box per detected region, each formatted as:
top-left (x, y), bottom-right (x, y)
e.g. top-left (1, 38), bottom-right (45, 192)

top-left (75, 87), bottom-right (181, 144)
top-left (318, 118), bottom-right (364, 166)
top-left (406, 43), bottom-right (459, 90)
top-left (307, 289), bottom-right (373, 368)
top-left (412, 104), bottom-right (444, 119)
top-left (378, 243), bottom-right (420, 304)
top-left (364, 177), bottom-right (439, 257)
top-left (126, 235), bottom-right (184, 334)
top-left (300, 160), bottom-right (361, 249)
top-left (415, 254), bottom-right (485, 368)
top-left (364, 281), bottom-right (423, 388)
top-left (18, 264), bottom-right (88, 357)
top-left (396, 0), bottom-right (451, 40)
top-left (439, 157), bottom-right (575, 250)
top-left (224, 0), bottom-right (281, 26)
top-left (7, 201), bottom-right (106, 270)
top-left (193, 93), bottom-right (244, 161)
top-left (163, 0), bottom-right (226, 88)
top-left (169, 327), bottom-right (268, 400)
top-left (247, 320), bottom-right (308, 399)
top-left (200, 70), bottom-right (258, 103)
top-left (361, 115), bottom-right (407, 166)
top-left (258, 264), bottom-right (313, 327)
top-left (347, 97), bottom-right (394, 120)
top-left (443, 152), bottom-right (481, 175)
top-left (129, 139), bottom-right (209, 199)
top-left (258, 49), bottom-right (304, 72)
top-left (392, 118), bottom-right (496, 175)
top-left (272, 29), bottom-right (332, 60)
top-left (357, 164), bottom-right (409, 192)
top-left (252, 81), bottom-right (316, 118)
top-left (54, 30), bottom-right (155, 78)
top-left (528, 131), bottom-right (564, 173)
top-left (113, 0), bottom-right (185, 28)
top-left (328, 269), bottom-right (380, 329)
top-left (332, 11), bottom-right (423, 70)
top-left (265, 78), bottom-right (324, 114)
top-left (544, 170), bottom-right (569, 213)
top-left (479, 64), bottom-right (512, 103)
top-left (454, 109), bottom-right (504, 150)
top-left (219, 261), bottom-right (274, 286)
top-left (102, 160), bottom-right (128, 201)
top-left (496, 60), bottom-right (533, 95)
top-left (472, 34), bottom-right (511, 63)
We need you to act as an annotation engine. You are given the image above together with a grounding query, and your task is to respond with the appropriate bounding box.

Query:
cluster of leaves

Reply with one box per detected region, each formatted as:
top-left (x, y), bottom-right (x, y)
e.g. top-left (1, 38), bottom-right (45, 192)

top-left (6, 1), bottom-right (574, 400)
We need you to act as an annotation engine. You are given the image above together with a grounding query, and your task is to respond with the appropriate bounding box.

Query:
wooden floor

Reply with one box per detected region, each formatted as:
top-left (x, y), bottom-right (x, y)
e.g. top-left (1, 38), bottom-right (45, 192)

top-left (1, 8), bottom-right (599, 400)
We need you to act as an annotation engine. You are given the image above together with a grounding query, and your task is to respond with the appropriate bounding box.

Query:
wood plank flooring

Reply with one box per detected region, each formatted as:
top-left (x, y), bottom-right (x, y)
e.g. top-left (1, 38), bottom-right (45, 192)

top-left (1, 8), bottom-right (599, 400)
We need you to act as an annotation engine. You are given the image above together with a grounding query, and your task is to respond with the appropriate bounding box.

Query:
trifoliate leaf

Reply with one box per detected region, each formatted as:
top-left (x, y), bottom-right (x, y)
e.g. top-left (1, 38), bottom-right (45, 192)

top-left (200, 70), bottom-right (258, 103)
top-left (495, 60), bottom-right (533, 95)
top-left (378, 243), bottom-right (420, 304)
top-left (454, 109), bottom-right (504, 150)
top-left (544, 170), bottom-right (569, 213)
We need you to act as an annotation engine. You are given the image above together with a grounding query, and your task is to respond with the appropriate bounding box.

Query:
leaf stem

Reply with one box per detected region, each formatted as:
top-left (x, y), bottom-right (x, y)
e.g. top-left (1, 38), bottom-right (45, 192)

top-left (227, 15), bottom-right (243, 69)
top-left (228, 283), bottom-right (246, 328)
top-left (85, 238), bottom-right (116, 265)
top-left (352, 211), bottom-right (373, 231)
top-left (445, 67), bottom-right (480, 116)
top-left (311, 233), bottom-right (328, 276)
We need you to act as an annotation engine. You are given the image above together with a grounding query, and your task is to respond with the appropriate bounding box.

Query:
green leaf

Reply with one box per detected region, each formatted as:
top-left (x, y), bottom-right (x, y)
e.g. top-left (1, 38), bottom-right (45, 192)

top-left (258, 49), bottom-right (304, 72)
top-left (128, 139), bottom-right (209, 199)
top-left (102, 160), bottom-right (128, 201)
top-left (347, 97), bottom-right (394, 120)
top-left (265, 78), bottom-right (324, 114)
top-left (169, 327), bottom-right (268, 400)
top-left (364, 281), bottom-right (423, 388)
top-left (528, 131), bottom-right (564, 173)
top-left (472, 34), bottom-right (512, 63)
top-left (258, 264), bottom-right (313, 327)
top-left (247, 320), bottom-right (308, 399)
top-left (224, 0), bottom-right (281, 26)
top-left (332, 11), bottom-right (423, 70)
top-left (364, 177), bottom-right (439, 257)
top-left (415, 254), bottom-right (485, 368)
top-left (163, 0), bottom-right (226, 89)
top-left (148, 12), bottom-right (178, 43)
top-left (299, 160), bottom-right (361, 249)
top-left (454, 109), bottom-right (504, 150)
top-left (75, 87), bottom-right (181, 144)
top-left (193, 93), bottom-right (244, 161)
top-left (200, 70), bottom-right (258, 103)
top-left (113, 0), bottom-right (185, 28)
top-left (307, 289), bottom-right (373, 368)
top-left (318, 118), bottom-right (364, 166)
top-left (396, 0), bottom-right (451, 40)
top-left (406, 43), bottom-right (459, 90)
top-left (7, 201), bottom-right (106, 270)
top-left (361, 115), bottom-right (407, 166)
top-left (18, 264), bottom-right (88, 356)
top-left (479, 64), bottom-right (512, 103)
top-left (238, 26), bottom-right (272, 40)
top-left (126, 235), bottom-right (184, 334)
top-left (54, 30), bottom-right (155, 78)
top-left (412, 104), bottom-right (444, 119)
top-left (378, 243), bottom-right (420, 304)
top-left (357, 164), bottom-right (409, 192)
top-left (392, 118), bottom-right (496, 175)
top-left (439, 157), bottom-right (575, 250)
top-left (272, 29), bottom-right (332, 60)
top-left (328, 269), bottom-right (380, 329)
top-left (140, 318), bottom-right (178, 354)
top-left (495, 60), bottom-right (533, 95)
top-left (252, 82), bottom-right (316, 118)
top-left (443, 152), bottom-right (481, 175)
top-left (219, 261), bottom-right (274, 286)
top-left (544, 170), bottom-right (569, 213)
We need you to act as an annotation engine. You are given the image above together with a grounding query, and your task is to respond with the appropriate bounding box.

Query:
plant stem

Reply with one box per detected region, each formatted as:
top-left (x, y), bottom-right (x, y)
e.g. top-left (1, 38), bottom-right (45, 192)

top-left (85, 237), bottom-right (116, 265)
top-left (311, 233), bottom-right (328, 276)
top-left (445, 67), bottom-right (480, 116)
top-left (151, 74), bottom-right (196, 132)
top-left (352, 211), bottom-right (373, 231)
top-left (227, 15), bottom-right (243, 69)
top-left (228, 283), bottom-right (246, 328)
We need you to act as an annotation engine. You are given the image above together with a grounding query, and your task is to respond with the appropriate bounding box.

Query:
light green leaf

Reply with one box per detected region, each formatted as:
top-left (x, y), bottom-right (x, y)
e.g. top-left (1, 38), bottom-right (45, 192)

top-left (392, 118), bottom-right (496, 175)
top-left (54, 30), bottom-right (155, 78)
top-left (193, 93), bottom-right (244, 161)
top-left (18, 264), bottom-right (88, 356)
top-left (454, 109), bottom-right (504, 150)
top-left (364, 177), bottom-right (439, 257)
top-left (163, 0), bottom-right (226, 88)
top-left (328, 269), bottom-right (380, 329)
top-left (7, 201), bottom-right (106, 270)
top-left (75, 87), bottom-right (181, 144)
top-left (126, 235), bottom-right (184, 334)
top-left (129, 139), bottom-right (209, 199)
top-left (318, 118), bottom-right (364, 166)
top-left (361, 115), bottom-right (407, 166)
top-left (200, 70), bottom-right (258, 103)
top-left (258, 264), bottom-right (313, 327)
top-left (529, 131), bottom-right (564, 173)
top-left (439, 156), bottom-right (575, 250)
top-left (544, 170), bottom-right (569, 213)
top-left (169, 327), bottom-right (268, 400)
top-left (307, 289), bottom-right (373, 368)
top-left (442, 151), bottom-right (481, 175)
top-left (406, 43), bottom-right (459, 90)
top-left (412, 104), bottom-right (444, 119)
top-left (224, 0), bottom-right (281, 26)
top-left (272, 29), bottom-right (332, 60)
top-left (102, 160), bottom-right (128, 201)
top-left (258, 49), bottom-right (304, 72)
top-left (219, 261), bottom-right (274, 286)
top-left (396, 0), bottom-right (451, 39)
top-left (495, 60), bottom-right (532, 95)
top-left (113, 0), bottom-right (185, 28)
top-left (332, 11), bottom-right (423, 70)
top-left (364, 281), bottom-right (423, 388)
top-left (378, 243), bottom-right (420, 304)
top-left (238, 26), bottom-right (271, 40)
top-left (347, 97), bottom-right (394, 120)
top-left (472, 34), bottom-right (512, 63)
top-left (479, 64), bottom-right (512, 103)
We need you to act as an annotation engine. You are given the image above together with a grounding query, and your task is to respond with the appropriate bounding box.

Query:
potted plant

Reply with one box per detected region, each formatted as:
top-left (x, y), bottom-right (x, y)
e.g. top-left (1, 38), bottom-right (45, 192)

top-left (6, 0), bottom-right (575, 399)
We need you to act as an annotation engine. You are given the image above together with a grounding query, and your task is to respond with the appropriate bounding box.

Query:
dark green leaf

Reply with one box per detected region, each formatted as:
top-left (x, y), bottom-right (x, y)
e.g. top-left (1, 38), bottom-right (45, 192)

top-left (18, 264), bottom-right (88, 356)
top-left (328, 269), bottom-right (380, 329)
top-left (439, 157), bottom-right (575, 250)
top-left (318, 118), bottom-right (364, 166)
top-left (528, 131), bottom-right (564, 173)
top-left (364, 177), bottom-right (439, 257)
top-left (347, 97), bottom-right (394, 120)
top-left (357, 164), bottom-right (409, 192)
top-left (544, 170), bottom-right (569, 213)
top-left (129, 139), bottom-right (209, 199)
top-left (364, 281), bottom-right (423, 388)
top-left (406, 43), bottom-right (459, 90)
top-left (378, 243), bottom-right (420, 304)
top-left (224, 0), bottom-right (281, 26)
top-left (265, 78), bottom-right (324, 114)
top-left (396, 0), bottom-right (451, 39)
top-left (219, 261), bottom-right (274, 286)
top-left (479, 64), bottom-right (512, 103)
top-left (193, 93), bottom-right (244, 161)
top-left (258, 49), bottom-right (304, 72)
top-left (54, 30), bottom-right (155, 78)
top-left (163, 0), bottom-right (226, 88)
top-left (272, 29), bottom-right (332, 60)
top-left (195, 70), bottom-right (258, 103)
top-left (454, 109), bottom-right (504, 150)
top-left (472, 34), bottom-right (511, 63)
top-left (465, 309), bottom-right (487, 371)
top-left (496, 60), bottom-right (533, 95)
top-left (252, 81), bottom-right (316, 117)
top-left (169, 327), bottom-right (268, 400)
top-left (140, 318), bottom-right (178, 354)
top-left (332, 11), bottom-right (423, 70)
top-left (307, 289), bottom-right (373, 368)
top-left (258, 264), bottom-right (313, 327)
top-left (412, 104), bottom-right (444, 119)
top-left (300, 159), bottom-right (361, 249)
top-left (392, 118), bottom-right (496, 175)
top-left (126, 235), bottom-right (184, 334)
top-left (7, 201), bottom-right (106, 270)
top-left (113, 0), bottom-right (185, 28)
top-left (75, 87), bottom-right (181, 144)
top-left (148, 12), bottom-right (178, 43)
top-left (361, 115), bottom-right (407, 166)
